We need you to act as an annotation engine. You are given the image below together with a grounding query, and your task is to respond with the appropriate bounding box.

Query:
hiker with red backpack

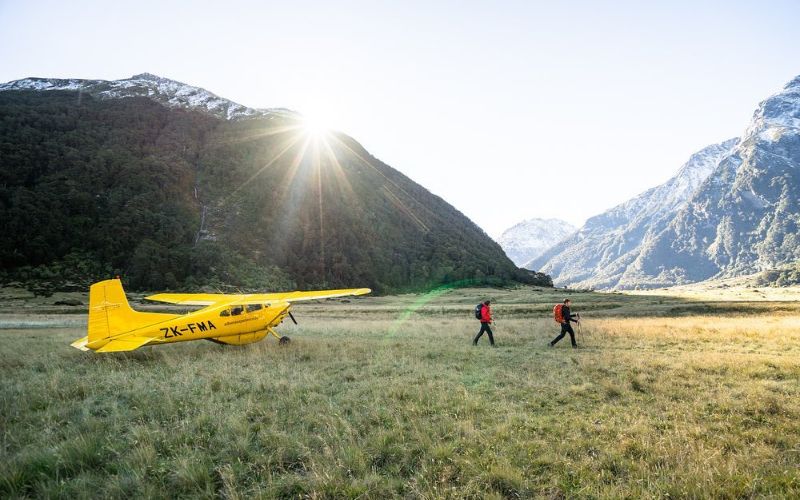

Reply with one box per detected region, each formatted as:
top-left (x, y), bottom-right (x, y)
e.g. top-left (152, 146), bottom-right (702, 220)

top-left (550, 298), bottom-right (580, 348)
top-left (473, 300), bottom-right (496, 347)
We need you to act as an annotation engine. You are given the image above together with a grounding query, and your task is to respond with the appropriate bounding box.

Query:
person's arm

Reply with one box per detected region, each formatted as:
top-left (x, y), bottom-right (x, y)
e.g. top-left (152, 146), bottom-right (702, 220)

top-left (566, 307), bottom-right (578, 322)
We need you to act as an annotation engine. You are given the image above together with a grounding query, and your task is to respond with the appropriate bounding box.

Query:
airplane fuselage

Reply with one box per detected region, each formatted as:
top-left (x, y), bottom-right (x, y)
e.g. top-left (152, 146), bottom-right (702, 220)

top-left (144, 301), bottom-right (292, 347)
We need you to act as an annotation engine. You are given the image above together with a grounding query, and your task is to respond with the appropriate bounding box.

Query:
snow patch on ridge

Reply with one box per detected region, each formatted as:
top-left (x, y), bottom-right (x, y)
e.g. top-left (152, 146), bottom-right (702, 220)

top-left (0, 73), bottom-right (294, 121)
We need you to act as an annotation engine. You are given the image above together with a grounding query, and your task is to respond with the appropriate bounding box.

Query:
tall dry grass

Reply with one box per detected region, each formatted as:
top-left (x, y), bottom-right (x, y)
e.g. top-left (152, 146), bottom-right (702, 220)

top-left (0, 287), bottom-right (798, 497)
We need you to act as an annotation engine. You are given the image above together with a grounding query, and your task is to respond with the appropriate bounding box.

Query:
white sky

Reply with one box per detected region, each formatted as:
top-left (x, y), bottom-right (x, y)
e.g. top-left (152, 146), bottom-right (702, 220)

top-left (1, 0), bottom-right (799, 237)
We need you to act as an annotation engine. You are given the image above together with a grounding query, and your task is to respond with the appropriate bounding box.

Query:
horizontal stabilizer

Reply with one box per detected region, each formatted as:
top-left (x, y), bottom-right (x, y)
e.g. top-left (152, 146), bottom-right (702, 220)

top-left (95, 335), bottom-right (154, 353)
top-left (70, 336), bottom-right (90, 351)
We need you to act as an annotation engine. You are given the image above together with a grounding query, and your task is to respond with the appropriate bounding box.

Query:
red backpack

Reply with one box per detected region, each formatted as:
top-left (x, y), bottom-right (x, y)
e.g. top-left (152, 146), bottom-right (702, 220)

top-left (553, 304), bottom-right (565, 324)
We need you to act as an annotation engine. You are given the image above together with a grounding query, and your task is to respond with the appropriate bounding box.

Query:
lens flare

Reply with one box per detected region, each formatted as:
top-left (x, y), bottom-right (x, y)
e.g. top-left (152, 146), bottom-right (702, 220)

top-left (301, 115), bottom-right (330, 140)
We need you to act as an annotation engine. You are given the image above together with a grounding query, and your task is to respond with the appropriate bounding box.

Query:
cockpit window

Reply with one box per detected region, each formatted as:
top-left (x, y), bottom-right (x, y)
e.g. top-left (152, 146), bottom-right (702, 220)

top-left (231, 306), bottom-right (244, 316)
top-left (220, 309), bottom-right (230, 317)
top-left (246, 304), bottom-right (262, 313)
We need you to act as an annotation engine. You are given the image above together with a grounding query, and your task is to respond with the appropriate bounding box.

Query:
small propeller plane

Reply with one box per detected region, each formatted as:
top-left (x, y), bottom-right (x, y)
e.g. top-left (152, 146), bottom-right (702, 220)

top-left (70, 278), bottom-right (371, 353)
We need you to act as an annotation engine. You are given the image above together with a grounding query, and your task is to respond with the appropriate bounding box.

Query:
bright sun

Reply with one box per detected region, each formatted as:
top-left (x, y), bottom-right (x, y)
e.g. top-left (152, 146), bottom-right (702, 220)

top-left (301, 115), bottom-right (330, 139)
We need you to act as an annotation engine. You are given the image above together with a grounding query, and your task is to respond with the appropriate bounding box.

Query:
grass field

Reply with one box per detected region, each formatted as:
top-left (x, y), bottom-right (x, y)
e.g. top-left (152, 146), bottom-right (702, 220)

top-left (1, 286), bottom-right (799, 498)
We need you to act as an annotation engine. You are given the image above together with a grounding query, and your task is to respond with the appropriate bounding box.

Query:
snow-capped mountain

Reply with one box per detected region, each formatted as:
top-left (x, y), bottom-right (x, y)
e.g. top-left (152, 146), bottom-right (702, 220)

top-left (534, 73), bottom-right (800, 289)
top-left (530, 138), bottom-right (738, 288)
top-left (624, 75), bottom-right (800, 287)
top-left (496, 218), bottom-right (575, 266)
top-left (0, 73), bottom-right (296, 121)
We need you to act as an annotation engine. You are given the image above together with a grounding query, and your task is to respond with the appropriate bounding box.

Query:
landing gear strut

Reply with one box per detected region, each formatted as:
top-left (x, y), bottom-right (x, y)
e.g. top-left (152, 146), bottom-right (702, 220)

top-left (268, 327), bottom-right (291, 345)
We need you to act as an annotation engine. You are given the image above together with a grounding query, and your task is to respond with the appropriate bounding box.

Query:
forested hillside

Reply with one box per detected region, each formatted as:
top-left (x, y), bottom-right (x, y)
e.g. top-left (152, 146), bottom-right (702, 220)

top-left (0, 88), bottom-right (549, 293)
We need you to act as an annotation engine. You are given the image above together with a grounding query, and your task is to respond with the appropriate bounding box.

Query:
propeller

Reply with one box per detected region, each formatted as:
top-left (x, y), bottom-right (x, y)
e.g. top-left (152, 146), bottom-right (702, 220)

top-left (288, 311), bottom-right (298, 325)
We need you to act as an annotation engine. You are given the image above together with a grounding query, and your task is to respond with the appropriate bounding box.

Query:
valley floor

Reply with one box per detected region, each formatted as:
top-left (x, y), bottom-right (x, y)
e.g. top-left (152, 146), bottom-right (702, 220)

top-left (1, 287), bottom-right (799, 498)
top-left (627, 277), bottom-right (800, 302)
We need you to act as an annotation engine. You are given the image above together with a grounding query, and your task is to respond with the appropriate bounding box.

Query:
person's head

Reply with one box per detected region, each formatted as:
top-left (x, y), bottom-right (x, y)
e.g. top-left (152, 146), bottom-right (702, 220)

top-left (484, 300), bottom-right (491, 306)
top-left (564, 299), bottom-right (571, 305)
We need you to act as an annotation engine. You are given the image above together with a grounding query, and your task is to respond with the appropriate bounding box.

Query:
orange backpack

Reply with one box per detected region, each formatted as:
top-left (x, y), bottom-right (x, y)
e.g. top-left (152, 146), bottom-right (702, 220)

top-left (553, 304), bottom-right (564, 324)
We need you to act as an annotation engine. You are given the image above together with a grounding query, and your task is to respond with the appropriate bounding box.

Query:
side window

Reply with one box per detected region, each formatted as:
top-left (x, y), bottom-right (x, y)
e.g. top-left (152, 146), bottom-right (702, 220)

top-left (231, 306), bottom-right (244, 316)
top-left (220, 309), bottom-right (230, 317)
top-left (246, 304), bottom-right (262, 313)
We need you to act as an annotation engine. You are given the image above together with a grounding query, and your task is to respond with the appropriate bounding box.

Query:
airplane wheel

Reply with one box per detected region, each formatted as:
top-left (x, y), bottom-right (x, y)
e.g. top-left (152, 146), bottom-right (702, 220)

top-left (279, 336), bottom-right (291, 345)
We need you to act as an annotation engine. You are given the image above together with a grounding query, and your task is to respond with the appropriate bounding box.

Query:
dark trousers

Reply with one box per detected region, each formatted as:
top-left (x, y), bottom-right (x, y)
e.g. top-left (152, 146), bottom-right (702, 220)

top-left (473, 323), bottom-right (494, 345)
top-left (550, 322), bottom-right (576, 347)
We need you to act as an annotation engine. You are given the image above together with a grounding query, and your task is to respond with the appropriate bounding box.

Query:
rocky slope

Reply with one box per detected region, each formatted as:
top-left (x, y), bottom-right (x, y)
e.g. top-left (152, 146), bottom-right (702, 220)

top-left (530, 139), bottom-right (737, 287)
top-left (534, 74), bottom-right (800, 289)
top-left (625, 76), bottom-right (800, 287)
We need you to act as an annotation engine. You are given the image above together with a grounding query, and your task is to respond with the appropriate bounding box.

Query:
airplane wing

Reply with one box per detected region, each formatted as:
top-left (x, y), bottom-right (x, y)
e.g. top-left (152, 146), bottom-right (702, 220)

top-left (145, 288), bottom-right (371, 306)
top-left (247, 288), bottom-right (372, 303)
top-left (144, 293), bottom-right (230, 306)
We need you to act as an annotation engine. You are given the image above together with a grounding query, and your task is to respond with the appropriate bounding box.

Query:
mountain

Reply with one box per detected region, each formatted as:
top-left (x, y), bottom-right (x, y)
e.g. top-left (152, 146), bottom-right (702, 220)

top-left (496, 218), bottom-right (576, 266)
top-left (0, 74), bottom-right (551, 293)
top-left (530, 139), bottom-right (737, 287)
top-left (625, 75), bottom-right (800, 287)
top-left (534, 74), bottom-right (800, 289)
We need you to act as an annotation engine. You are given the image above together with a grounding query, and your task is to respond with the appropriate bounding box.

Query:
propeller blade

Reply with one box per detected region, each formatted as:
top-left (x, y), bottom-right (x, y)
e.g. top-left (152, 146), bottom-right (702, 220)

top-left (288, 311), bottom-right (298, 325)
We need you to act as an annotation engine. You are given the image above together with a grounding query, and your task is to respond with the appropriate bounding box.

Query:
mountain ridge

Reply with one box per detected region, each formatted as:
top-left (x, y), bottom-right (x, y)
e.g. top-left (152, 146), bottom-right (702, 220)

top-left (0, 73), bottom-right (296, 121)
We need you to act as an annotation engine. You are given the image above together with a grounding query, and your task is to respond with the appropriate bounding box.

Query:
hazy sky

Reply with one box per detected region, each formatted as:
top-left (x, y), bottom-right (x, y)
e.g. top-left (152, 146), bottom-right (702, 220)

top-left (1, 0), bottom-right (799, 237)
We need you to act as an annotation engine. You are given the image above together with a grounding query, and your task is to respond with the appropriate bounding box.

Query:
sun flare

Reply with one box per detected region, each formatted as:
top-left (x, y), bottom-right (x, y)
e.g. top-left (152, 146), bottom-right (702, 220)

top-left (301, 115), bottom-right (330, 139)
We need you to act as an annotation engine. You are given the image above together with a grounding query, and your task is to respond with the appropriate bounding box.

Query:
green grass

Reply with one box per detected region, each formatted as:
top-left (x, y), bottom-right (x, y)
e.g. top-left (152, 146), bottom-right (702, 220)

top-left (1, 287), bottom-right (799, 498)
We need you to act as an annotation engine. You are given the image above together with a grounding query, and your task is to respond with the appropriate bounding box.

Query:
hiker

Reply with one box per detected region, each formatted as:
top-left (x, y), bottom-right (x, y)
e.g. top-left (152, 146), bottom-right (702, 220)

top-left (550, 298), bottom-right (580, 348)
top-left (473, 300), bottom-right (496, 346)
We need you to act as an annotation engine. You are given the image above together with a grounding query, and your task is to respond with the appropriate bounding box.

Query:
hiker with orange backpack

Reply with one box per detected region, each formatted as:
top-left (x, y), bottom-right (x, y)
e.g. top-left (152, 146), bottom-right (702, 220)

top-left (549, 298), bottom-right (580, 348)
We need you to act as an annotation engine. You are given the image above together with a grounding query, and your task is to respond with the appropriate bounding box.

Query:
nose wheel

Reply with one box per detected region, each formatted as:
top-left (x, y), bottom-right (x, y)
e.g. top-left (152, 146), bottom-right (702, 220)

top-left (268, 327), bottom-right (291, 346)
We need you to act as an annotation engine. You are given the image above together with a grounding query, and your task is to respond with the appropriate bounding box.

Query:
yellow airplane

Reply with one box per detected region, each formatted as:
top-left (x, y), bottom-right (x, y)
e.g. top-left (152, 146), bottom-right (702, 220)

top-left (70, 278), bottom-right (370, 353)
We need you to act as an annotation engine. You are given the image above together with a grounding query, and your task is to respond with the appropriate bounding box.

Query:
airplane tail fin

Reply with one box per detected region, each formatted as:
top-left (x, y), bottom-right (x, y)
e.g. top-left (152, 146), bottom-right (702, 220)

top-left (83, 278), bottom-right (175, 351)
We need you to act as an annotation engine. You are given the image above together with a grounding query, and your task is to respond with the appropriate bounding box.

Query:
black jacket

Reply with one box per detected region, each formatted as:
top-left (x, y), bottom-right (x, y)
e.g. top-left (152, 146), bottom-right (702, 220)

top-left (562, 305), bottom-right (579, 323)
